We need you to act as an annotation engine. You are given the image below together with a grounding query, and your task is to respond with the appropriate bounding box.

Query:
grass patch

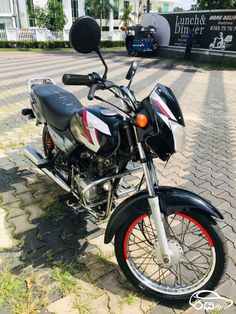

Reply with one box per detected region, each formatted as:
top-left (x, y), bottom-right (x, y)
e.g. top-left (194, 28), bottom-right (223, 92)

top-left (0, 268), bottom-right (48, 314)
top-left (95, 250), bottom-right (114, 267)
top-left (0, 48), bottom-right (73, 52)
top-left (73, 297), bottom-right (91, 314)
top-left (0, 269), bottom-right (26, 305)
top-left (51, 262), bottom-right (80, 296)
top-left (19, 199), bottom-right (26, 210)
top-left (0, 141), bottom-right (25, 150)
top-left (101, 46), bottom-right (125, 51)
top-left (120, 291), bottom-right (138, 305)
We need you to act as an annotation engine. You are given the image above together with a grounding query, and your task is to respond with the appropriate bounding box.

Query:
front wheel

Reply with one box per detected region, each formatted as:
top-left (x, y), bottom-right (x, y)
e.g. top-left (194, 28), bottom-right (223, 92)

top-left (114, 211), bottom-right (228, 302)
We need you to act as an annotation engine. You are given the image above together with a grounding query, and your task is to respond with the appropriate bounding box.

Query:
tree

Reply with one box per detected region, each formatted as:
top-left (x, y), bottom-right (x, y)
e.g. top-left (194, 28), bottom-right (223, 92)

top-left (173, 7), bottom-right (184, 12)
top-left (85, 0), bottom-right (114, 28)
top-left (46, 0), bottom-right (66, 31)
top-left (121, 5), bottom-right (135, 25)
top-left (30, 6), bottom-right (47, 28)
top-left (30, 0), bottom-right (66, 31)
top-left (192, 0), bottom-right (236, 10)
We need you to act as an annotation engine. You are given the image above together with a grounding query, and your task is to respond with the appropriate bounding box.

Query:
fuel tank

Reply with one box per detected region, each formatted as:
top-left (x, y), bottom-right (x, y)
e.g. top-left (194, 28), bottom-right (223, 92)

top-left (70, 106), bottom-right (123, 157)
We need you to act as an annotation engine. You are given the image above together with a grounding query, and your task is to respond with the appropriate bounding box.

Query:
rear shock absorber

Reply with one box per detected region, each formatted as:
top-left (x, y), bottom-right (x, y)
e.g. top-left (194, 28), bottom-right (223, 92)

top-left (46, 132), bottom-right (54, 150)
top-left (43, 126), bottom-right (54, 161)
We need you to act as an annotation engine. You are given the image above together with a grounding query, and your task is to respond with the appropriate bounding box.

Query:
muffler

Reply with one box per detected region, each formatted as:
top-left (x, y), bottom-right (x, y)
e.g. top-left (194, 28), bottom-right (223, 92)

top-left (24, 145), bottom-right (71, 193)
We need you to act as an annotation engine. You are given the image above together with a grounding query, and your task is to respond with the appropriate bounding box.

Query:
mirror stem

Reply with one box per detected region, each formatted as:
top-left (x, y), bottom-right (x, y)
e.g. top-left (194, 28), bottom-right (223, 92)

top-left (96, 49), bottom-right (108, 80)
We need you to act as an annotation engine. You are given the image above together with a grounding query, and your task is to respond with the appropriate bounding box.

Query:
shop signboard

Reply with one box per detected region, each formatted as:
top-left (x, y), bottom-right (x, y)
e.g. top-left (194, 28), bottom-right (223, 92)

top-left (141, 10), bottom-right (236, 52)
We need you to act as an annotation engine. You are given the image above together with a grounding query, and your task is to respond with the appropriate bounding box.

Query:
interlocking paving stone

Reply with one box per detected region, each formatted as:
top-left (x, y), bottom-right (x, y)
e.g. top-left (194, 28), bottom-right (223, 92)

top-left (0, 51), bottom-right (236, 313)
top-left (8, 214), bottom-right (35, 237)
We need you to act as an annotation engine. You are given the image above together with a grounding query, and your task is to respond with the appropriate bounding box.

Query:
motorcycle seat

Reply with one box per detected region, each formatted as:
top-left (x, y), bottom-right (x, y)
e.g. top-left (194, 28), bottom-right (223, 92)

top-left (32, 84), bottom-right (82, 131)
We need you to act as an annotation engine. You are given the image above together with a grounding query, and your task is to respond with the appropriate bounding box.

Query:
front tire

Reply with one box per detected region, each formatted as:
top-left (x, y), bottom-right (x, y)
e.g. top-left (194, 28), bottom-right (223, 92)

top-left (114, 211), bottom-right (228, 302)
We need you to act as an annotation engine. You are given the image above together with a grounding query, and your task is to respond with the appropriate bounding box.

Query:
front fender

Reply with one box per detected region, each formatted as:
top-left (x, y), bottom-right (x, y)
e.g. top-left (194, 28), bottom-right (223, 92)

top-left (104, 186), bottom-right (223, 244)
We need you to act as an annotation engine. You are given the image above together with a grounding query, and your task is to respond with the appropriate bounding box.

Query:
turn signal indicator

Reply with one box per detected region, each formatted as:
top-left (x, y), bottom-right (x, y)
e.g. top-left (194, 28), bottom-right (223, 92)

top-left (136, 114), bottom-right (148, 128)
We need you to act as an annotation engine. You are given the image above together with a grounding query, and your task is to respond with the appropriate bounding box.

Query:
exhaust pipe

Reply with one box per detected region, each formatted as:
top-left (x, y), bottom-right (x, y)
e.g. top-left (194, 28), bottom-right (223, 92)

top-left (24, 145), bottom-right (71, 193)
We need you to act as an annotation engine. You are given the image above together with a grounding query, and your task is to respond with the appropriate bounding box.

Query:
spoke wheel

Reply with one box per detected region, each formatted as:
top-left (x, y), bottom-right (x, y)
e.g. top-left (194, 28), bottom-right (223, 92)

top-left (114, 211), bottom-right (227, 301)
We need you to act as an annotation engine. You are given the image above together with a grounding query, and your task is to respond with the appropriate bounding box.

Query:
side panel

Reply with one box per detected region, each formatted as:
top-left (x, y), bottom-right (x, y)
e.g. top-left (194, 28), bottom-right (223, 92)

top-left (104, 187), bottom-right (223, 244)
top-left (47, 124), bottom-right (77, 154)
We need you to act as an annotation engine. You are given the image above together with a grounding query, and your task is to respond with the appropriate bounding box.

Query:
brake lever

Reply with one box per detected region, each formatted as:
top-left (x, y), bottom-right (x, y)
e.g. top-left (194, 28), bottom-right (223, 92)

top-left (87, 83), bottom-right (105, 101)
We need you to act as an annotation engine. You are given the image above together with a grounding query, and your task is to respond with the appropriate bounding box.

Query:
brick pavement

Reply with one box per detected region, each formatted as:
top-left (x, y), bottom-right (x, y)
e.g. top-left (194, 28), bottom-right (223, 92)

top-left (0, 51), bottom-right (236, 313)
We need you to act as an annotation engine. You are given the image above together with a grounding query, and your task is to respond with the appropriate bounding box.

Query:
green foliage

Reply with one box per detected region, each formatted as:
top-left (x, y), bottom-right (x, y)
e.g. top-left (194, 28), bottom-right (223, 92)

top-left (51, 263), bottom-right (80, 296)
top-left (0, 269), bottom-right (49, 314)
top-left (47, 0), bottom-right (67, 31)
top-left (192, 0), bottom-right (236, 10)
top-left (0, 40), bottom-right (124, 49)
top-left (30, 6), bottom-right (47, 28)
top-left (120, 291), bottom-right (138, 305)
top-left (174, 6), bottom-right (185, 12)
top-left (30, 0), bottom-right (66, 31)
top-left (85, 0), bottom-right (114, 26)
top-left (121, 5), bottom-right (134, 25)
top-left (73, 298), bottom-right (91, 314)
top-left (0, 269), bottom-right (26, 305)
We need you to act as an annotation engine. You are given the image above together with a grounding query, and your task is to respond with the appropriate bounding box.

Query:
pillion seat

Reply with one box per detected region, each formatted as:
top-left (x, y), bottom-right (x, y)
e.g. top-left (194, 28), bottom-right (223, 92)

top-left (32, 84), bottom-right (82, 131)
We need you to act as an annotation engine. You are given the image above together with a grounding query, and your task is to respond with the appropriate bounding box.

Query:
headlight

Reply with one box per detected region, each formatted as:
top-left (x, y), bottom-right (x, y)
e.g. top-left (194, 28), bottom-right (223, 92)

top-left (169, 121), bottom-right (186, 152)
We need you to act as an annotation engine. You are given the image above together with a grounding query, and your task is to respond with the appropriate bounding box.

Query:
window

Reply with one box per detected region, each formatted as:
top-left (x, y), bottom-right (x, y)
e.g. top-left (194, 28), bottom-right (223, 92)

top-left (0, 0), bottom-right (11, 13)
top-left (114, 0), bottom-right (119, 20)
top-left (0, 17), bottom-right (13, 27)
top-left (71, 0), bottom-right (79, 21)
top-left (163, 3), bottom-right (169, 12)
top-left (124, 0), bottom-right (129, 9)
top-left (26, 0), bottom-right (36, 27)
top-left (0, 23), bottom-right (5, 30)
top-left (102, 26), bottom-right (109, 31)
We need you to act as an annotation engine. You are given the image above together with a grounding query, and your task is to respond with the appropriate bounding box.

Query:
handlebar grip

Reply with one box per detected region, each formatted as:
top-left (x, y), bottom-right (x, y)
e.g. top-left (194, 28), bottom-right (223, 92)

top-left (62, 74), bottom-right (93, 86)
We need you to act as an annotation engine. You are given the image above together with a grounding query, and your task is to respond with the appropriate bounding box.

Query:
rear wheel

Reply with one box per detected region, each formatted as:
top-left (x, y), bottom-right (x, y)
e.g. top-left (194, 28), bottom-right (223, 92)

top-left (114, 211), bottom-right (228, 302)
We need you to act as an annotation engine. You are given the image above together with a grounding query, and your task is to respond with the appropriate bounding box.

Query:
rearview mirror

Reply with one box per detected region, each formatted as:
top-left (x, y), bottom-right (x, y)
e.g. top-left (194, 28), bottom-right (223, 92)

top-left (69, 16), bottom-right (101, 54)
top-left (126, 61), bottom-right (138, 81)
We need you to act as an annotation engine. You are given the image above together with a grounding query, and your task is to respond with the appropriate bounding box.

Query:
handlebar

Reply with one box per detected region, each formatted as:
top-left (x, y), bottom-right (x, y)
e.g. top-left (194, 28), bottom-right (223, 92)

top-left (62, 74), bottom-right (94, 86)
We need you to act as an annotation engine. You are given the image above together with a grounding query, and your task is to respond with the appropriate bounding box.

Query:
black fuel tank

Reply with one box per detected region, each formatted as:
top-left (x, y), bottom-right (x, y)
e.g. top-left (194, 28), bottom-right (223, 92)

top-left (70, 106), bottom-right (123, 157)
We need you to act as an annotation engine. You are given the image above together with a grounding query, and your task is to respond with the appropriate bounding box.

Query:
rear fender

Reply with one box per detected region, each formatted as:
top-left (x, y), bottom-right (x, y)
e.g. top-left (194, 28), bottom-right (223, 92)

top-left (104, 186), bottom-right (223, 244)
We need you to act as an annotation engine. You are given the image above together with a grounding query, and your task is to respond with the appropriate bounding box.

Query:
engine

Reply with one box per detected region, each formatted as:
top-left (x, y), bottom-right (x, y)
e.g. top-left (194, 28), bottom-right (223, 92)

top-left (79, 150), bottom-right (118, 177)
top-left (74, 148), bottom-right (118, 205)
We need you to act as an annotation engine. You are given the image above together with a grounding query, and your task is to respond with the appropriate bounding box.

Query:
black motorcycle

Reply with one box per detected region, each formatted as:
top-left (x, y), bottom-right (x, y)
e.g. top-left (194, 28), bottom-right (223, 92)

top-left (22, 16), bottom-right (228, 302)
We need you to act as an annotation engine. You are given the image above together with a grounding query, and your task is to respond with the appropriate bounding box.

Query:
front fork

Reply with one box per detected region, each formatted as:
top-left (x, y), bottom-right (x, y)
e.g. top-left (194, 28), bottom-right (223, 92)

top-left (137, 142), bottom-right (171, 264)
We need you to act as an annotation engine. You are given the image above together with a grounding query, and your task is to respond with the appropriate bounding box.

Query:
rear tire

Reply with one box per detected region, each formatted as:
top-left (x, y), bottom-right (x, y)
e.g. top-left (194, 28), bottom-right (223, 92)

top-left (114, 211), bottom-right (228, 302)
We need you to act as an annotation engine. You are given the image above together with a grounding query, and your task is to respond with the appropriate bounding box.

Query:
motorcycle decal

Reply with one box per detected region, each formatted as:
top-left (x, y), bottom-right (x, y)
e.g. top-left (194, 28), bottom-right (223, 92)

top-left (79, 109), bottom-right (111, 152)
top-left (158, 113), bottom-right (171, 129)
top-left (150, 91), bottom-right (177, 121)
top-left (82, 109), bottom-right (93, 144)
top-left (86, 111), bottom-right (111, 135)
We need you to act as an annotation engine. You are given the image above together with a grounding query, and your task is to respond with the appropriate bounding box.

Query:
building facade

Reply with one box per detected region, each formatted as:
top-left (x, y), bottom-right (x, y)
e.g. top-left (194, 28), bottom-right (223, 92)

top-left (150, 0), bottom-right (180, 13)
top-left (0, 0), bottom-right (179, 30)
top-left (0, 0), bottom-right (15, 28)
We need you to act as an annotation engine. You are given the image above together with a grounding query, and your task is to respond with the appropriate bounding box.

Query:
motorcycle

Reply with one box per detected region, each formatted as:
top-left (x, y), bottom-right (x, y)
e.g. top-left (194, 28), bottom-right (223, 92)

top-left (22, 16), bottom-right (228, 302)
